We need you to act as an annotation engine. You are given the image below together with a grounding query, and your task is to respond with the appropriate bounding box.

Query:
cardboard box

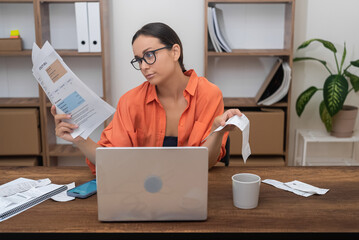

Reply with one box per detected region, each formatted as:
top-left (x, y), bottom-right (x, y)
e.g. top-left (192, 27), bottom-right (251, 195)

top-left (229, 109), bottom-right (285, 155)
top-left (0, 157), bottom-right (39, 166)
top-left (229, 156), bottom-right (285, 166)
top-left (0, 38), bottom-right (22, 51)
top-left (0, 108), bottom-right (41, 155)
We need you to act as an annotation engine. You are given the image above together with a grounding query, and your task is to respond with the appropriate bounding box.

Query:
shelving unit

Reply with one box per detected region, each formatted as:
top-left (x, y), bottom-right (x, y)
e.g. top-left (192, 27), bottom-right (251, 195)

top-left (0, 98), bottom-right (40, 107)
top-left (294, 129), bottom-right (359, 166)
top-left (204, 0), bottom-right (295, 165)
top-left (0, 0), bottom-right (109, 166)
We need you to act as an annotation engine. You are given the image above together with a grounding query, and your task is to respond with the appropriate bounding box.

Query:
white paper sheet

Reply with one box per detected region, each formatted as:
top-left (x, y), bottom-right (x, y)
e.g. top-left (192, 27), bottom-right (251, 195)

top-left (262, 179), bottom-right (313, 197)
top-left (0, 197), bottom-right (13, 209)
top-left (31, 41), bottom-right (115, 139)
top-left (202, 114), bottom-right (251, 163)
top-left (0, 178), bottom-right (51, 197)
top-left (0, 178), bottom-right (67, 222)
top-left (263, 179), bottom-right (329, 197)
top-left (284, 180), bottom-right (329, 195)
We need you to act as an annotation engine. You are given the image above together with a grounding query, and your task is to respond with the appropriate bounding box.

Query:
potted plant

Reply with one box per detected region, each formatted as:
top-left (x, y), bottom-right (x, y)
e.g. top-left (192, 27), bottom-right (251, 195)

top-left (294, 39), bottom-right (359, 137)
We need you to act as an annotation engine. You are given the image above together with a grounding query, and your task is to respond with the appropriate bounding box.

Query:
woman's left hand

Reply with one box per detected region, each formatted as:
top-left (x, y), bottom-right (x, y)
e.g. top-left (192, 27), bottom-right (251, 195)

top-left (212, 108), bottom-right (242, 132)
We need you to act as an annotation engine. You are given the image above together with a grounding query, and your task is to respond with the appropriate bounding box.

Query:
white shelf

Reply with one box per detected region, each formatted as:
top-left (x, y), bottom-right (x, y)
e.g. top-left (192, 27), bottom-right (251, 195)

top-left (296, 129), bottom-right (359, 142)
top-left (294, 129), bottom-right (359, 166)
top-left (306, 157), bottom-right (359, 166)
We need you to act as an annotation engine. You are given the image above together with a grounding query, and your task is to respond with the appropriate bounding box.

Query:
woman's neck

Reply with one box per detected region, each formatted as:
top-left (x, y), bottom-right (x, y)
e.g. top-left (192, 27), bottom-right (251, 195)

top-left (156, 68), bottom-right (189, 101)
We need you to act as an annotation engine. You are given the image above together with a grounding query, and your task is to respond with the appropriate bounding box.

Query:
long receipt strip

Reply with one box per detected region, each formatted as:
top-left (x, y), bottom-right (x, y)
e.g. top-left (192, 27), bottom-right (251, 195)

top-left (203, 114), bottom-right (251, 163)
top-left (32, 41), bottom-right (115, 139)
top-left (262, 179), bottom-right (329, 197)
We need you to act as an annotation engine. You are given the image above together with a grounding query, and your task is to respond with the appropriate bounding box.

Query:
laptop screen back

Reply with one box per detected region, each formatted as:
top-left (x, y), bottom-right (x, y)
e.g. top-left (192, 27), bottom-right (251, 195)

top-left (96, 147), bottom-right (208, 221)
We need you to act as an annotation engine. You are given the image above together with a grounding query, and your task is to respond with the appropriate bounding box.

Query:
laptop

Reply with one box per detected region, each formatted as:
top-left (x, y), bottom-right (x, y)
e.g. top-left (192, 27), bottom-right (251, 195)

top-left (96, 147), bottom-right (208, 221)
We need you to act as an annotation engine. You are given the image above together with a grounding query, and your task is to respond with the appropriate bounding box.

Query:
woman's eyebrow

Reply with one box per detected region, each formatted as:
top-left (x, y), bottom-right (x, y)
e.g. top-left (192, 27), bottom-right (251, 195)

top-left (142, 47), bottom-right (152, 54)
top-left (134, 47), bottom-right (152, 58)
top-left (134, 47), bottom-right (154, 58)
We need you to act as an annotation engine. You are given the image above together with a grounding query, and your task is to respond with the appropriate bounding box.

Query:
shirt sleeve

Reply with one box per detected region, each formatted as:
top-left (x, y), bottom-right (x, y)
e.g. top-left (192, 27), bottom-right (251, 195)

top-left (86, 95), bottom-right (135, 175)
top-left (192, 79), bottom-right (228, 162)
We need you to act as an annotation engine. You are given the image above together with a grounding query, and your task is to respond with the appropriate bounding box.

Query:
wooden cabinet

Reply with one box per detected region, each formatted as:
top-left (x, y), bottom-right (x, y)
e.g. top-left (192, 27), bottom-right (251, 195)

top-left (0, 0), bottom-right (109, 166)
top-left (205, 0), bottom-right (295, 165)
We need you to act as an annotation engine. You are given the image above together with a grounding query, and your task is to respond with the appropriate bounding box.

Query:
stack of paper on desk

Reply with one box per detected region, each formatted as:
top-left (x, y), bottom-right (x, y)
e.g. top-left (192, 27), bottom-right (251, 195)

top-left (32, 41), bottom-right (115, 139)
top-left (0, 178), bottom-right (67, 222)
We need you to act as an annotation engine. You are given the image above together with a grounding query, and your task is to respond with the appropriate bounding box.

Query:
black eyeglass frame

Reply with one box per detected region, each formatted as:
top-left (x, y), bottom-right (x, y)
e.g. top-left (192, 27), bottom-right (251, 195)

top-left (130, 46), bottom-right (172, 70)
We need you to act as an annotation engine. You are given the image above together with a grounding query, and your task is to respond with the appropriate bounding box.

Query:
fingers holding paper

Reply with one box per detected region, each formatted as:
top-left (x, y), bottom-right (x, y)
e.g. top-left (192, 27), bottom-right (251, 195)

top-left (207, 108), bottom-right (251, 163)
top-left (212, 108), bottom-right (242, 132)
top-left (51, 105), bottom-right (80, 143)
top-left (201, 108), bottom-right (250, 168)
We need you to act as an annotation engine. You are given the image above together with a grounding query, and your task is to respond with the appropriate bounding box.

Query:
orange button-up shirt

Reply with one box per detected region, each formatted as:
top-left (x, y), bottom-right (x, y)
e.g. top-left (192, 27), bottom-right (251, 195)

top-left (87, 70), bottom-right (228, 174)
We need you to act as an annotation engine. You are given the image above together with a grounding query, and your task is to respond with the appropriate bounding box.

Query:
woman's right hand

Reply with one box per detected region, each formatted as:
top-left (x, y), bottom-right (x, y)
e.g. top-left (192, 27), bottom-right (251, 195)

top-left (50, 105), bottom-right (80, 143)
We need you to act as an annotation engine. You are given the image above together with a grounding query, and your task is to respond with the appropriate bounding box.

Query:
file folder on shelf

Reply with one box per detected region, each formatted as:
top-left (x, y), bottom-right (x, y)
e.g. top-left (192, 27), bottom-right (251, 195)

top-left (257, 62), bottom-right (291, 106)
top-left (88, 2), bottom-right (102, 52)
top-left (254, 58), bottom-right (283, 103)
top-left (211, 7), bottom-right (231, 53)
top-left (207, 7), bottom-right (222, 52)
top-left (75, 2), bottom-right (90, 52)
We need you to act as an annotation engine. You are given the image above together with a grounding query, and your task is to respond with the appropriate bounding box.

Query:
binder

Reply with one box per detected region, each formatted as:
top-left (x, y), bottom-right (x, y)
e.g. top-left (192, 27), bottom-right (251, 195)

top-left (75, 2), bottom-right (90, 52)
top-left (254, 58), bottom-right (283, 103)
top-left (207, 7), bottom-right (222, 52)
top-left (88, 2), bottom-right (102, 52)
top-left (212, 7), bottom-right (231, 52)
top-left (0, 178), bottom-right (67, 222)
top-left (257, 62), bottom-right (291, 106)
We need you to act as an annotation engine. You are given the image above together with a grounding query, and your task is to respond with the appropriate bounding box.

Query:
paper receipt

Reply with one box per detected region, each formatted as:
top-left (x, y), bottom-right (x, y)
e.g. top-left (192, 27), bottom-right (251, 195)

top-left (263, 179), bottom-right (330, 197)
top-left (203, 114), bottom-right (251, 163)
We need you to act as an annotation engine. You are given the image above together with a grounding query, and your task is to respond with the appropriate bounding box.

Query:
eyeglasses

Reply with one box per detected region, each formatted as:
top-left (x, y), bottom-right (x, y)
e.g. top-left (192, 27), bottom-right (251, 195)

top-left (130, 46), bottom-right (172, 70)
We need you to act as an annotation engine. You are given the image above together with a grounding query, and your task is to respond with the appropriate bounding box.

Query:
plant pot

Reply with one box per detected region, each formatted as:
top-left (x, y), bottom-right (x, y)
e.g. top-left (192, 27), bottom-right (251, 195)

top-left (331, 105), bottom-right (358, 138)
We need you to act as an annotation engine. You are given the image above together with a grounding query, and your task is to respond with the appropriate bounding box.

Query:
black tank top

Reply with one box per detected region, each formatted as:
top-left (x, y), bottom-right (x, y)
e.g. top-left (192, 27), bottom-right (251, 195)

top-left (163, 136), bottom-right (178, 147)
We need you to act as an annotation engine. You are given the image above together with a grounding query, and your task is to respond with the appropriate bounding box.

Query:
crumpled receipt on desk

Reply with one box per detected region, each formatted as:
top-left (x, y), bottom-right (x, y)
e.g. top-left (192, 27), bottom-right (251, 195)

top-left (203, 114), bottom-right (251, 163)
top-left (262, 179), bottom-right (329, 197)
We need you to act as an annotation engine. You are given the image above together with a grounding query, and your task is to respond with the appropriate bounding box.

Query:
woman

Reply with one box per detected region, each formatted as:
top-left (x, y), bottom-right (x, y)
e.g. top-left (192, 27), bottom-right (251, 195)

top-left (51, 22), bottom-right (241, 174)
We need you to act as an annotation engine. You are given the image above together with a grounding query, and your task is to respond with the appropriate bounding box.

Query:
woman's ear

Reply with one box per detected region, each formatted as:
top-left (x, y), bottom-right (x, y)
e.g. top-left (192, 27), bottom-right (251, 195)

top-left (171, 44), bottom-right (181, 62)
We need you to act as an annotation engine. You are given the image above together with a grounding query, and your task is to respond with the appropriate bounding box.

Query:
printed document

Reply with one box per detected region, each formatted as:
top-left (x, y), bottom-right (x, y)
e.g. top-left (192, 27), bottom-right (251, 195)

top-left (32, 41), bottom-right (115, 139)
top-left (0, 178), bottom-right (68, 222)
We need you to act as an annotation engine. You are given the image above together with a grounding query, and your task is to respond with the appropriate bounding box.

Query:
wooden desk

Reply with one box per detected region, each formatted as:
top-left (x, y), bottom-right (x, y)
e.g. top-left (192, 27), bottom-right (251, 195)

top-left (1, 166), bottom-right (358, 239)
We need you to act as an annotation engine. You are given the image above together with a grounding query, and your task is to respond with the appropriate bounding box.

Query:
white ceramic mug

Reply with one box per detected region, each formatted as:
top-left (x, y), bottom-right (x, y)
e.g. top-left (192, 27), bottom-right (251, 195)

top-left (232, 173), bottom-right (261, 209)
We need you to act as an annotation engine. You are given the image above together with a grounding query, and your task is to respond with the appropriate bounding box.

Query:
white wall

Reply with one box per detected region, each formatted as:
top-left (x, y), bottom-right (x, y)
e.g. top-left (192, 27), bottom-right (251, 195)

top-left (108, 0), bottom-right (204, 106)
top-left (289, 0), bottom-right (359, 165)
top-left (0, 3), bottom-right (38, 97)
top-left (107, 0), bottom-right (359, 165)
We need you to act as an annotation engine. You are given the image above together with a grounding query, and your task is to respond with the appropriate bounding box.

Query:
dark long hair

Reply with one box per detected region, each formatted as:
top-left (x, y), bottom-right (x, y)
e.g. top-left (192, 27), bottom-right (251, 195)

top-left (132, 22), bottom-right (186, 72)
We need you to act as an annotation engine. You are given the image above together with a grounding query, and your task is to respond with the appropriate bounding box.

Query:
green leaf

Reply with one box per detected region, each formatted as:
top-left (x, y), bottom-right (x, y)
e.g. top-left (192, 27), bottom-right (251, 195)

top-left (350, 59), bottom-right (359, 67)
top-left (294, 57), bottom-right (332, 75)
top-left (296, 86), bottom-right (318, 117)
top-left (293, 57), bottom-right (327, 65)
top-left (340, 42), bottom-right (347, 73)
top-left (319, 101), bottom-right (332, 132)
top-left (344, 70), bottom-right (359, 92)
top-left (297, 39), bottom-right (337, 53)
top-left (323, 74), bottom-right (348, 116)
top-left (293, 57), bottom-right (328, 68)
